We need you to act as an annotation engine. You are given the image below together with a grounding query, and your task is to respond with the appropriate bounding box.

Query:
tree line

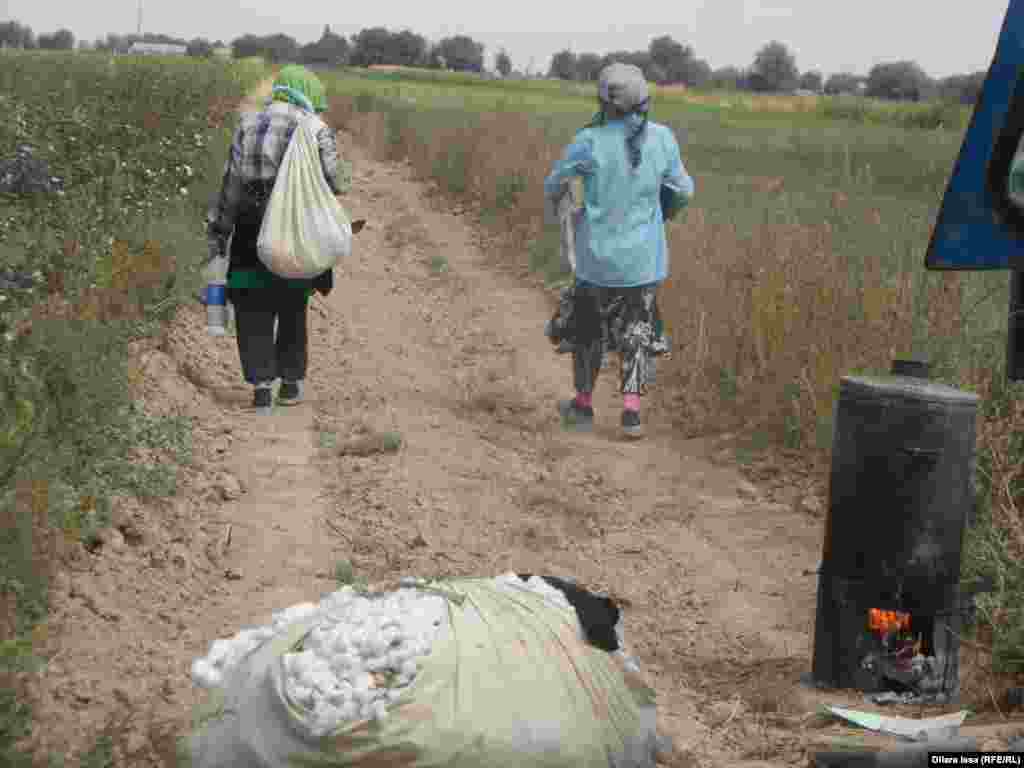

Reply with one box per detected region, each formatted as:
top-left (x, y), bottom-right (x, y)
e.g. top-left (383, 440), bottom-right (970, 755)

top-left (0, 19), bottom-right (988, 105)
top-left (223, 27), bottom-right (490, 73)
top-left (549, 37), bottom-right (986, 105)
top-left (1, 21), bottom-right (75, 50)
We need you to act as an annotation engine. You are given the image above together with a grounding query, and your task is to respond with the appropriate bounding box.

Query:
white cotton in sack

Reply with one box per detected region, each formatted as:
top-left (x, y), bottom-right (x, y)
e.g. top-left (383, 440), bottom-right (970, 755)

top-left (191, 575), bottom-right (623, 740)
top-left (278, 587), bottom-right (451, 737)
top-left (191, 600), bottom-right (322, 689)
top-left (284, 577), bottom-right (584, 737)
top-left (257, 115), bottom-right (351, 280)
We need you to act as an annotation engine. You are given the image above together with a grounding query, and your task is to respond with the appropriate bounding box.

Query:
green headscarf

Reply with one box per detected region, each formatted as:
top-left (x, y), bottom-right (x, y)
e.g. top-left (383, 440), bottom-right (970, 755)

top-left (270, 65), bottom-right (328, 113)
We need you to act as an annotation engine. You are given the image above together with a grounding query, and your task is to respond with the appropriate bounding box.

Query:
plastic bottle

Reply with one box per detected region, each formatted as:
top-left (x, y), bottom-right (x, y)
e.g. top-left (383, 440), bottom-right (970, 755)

top-left (204, 256), bottom-right (229, 336)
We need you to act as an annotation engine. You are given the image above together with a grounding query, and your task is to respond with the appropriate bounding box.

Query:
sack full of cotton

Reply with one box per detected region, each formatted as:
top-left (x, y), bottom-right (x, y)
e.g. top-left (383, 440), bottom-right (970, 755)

top-left (179, 575), bottom-right (665, 768)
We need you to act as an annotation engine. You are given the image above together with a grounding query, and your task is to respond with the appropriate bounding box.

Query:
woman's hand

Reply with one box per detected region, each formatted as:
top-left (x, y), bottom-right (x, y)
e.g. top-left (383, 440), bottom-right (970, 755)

top-left (207, 238), bottom-right (223, 263)
top-left (313, 268), bottom-right (334, 297)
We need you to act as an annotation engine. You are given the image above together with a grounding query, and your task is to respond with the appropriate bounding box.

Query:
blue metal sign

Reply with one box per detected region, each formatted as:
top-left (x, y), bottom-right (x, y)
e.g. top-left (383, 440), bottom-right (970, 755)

top-left (927, 0), bottom-right (1024, 270)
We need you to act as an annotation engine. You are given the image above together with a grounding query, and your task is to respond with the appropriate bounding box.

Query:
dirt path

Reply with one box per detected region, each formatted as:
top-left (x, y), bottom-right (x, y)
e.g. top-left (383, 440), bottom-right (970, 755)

top-left (24, 87), bottom-right (1022, 768)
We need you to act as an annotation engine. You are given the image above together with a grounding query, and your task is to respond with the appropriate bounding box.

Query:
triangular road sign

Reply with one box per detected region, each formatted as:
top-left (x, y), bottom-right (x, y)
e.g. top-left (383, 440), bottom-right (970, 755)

top-left (927, 0), bottom-right (1024, 271)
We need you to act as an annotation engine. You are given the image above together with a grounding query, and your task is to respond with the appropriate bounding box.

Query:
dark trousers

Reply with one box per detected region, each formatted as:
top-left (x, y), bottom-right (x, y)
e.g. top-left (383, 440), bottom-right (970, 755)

top-left (231, 288), bottom-right (309, 386)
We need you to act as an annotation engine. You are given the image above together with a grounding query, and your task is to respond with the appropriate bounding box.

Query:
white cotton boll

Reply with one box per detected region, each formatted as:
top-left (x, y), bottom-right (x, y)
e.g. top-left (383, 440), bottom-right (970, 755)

top-left (234, 628), bottom-right (257, 647)
top-left (319, 627), bottom-right (341, 651)
top-left (372, 700), bottom-right (389, 721)
top-left (324, 689), bottom-right (346, 708)
top-left (273, 602), bottom-right (319, 628)
top-left (282, 653), bottom-right (299, 677)
top-left (296, 653), bottom-right (321, 688)
top-left (369, 636), bottom-right (389, 657)
top-left (207, 638), bottom-right (234, 665)
top-left (253, 627), bottom-right (275, 643)
top-left (310, 658), bottom-right (334, 687)
top-left (320, 597), bottom-right (348, 616)
top-left (289, 684), bottom-right (316, 709)
top-left (191, 658), bottom-right (220, 688)
top-left (351, 671), bottom-right (373, 692)
top-left (308, 709), bottom-right (335, 736)
top-left (328, 655), bottom-right (351, 676)
top-left (303, 631), bottom-right (325, 655)
top-left (328, 700), bottom-right (349, 722)
top-left (411, 639), bottom-right (432, 658)
top-left (350, 626), bottom-right (368, 646)
top-left (354, 686), bottom-right (374, 707)
top-left (321, 704), bottom-right (346, 730)
top-left (399, 658), bottom-right (418, 678)
top-left (384, 649), bottom-right (407, 670)
top-left (312, 677), bottom-right (339, 700)
top-left (344, 650), bottom-right (363, 670)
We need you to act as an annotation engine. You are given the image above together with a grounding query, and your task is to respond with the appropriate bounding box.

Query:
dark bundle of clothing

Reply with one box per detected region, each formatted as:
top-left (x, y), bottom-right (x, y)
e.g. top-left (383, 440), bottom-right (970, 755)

top-left (515, 573), bottom-right (622, 653)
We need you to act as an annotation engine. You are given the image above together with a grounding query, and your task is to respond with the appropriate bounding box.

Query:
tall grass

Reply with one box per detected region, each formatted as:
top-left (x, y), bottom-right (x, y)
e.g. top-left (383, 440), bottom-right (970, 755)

top-left (325, 69), bottom-right (1024, 681)
top-left (0, 50), bottom-right (267, 764)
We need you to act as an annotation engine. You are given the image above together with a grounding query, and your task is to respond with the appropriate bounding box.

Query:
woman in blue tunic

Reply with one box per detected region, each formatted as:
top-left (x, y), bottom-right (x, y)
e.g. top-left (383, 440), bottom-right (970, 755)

top-left (544, 63), bottom-right (694, 438)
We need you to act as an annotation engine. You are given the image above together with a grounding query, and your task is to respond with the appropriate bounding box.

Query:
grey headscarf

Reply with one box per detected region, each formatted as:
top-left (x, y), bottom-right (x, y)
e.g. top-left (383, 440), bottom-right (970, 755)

top-left (588, 63), bottom-right (651, 170)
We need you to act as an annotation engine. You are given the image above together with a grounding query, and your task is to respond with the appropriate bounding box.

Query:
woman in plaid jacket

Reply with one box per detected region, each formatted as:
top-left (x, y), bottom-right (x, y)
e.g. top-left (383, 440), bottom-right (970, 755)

top-left (207, 65), bottom-right (352, 413)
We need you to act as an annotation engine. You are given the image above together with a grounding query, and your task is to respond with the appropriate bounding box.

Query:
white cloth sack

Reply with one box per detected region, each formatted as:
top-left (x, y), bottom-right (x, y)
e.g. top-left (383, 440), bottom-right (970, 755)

top-left (180, 579), bottom-right (668, 768)
top-left (557, 179), bottom-right (581, 274)
top-left (257, 115), bottom-right (351, 279)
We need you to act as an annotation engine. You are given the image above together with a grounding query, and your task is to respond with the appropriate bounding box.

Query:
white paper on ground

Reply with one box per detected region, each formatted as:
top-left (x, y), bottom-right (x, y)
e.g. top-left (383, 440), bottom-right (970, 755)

top-left (825, 706), bottom-right (969, 741)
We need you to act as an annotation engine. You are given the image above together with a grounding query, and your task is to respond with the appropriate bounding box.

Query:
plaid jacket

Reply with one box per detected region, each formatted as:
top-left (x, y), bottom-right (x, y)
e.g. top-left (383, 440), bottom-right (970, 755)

top-left (206, 101), bottom-right (352, 254)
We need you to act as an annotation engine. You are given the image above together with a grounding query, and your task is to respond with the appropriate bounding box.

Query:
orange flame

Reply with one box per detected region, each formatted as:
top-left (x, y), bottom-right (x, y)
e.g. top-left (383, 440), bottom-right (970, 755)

top-left (869, 608), bottom-right (910, 635)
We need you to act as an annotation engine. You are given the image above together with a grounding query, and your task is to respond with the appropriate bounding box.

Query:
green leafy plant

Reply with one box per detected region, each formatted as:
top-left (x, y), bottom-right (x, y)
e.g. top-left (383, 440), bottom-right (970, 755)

top-left (0, 50), bottom-right (266, 763)
top-left (429, 254), bottom-right (449, 274)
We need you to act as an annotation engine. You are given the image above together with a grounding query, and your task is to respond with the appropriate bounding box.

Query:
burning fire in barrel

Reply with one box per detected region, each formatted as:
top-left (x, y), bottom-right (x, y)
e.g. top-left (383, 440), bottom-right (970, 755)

top-left (811, 361), bottom-right (979, 700)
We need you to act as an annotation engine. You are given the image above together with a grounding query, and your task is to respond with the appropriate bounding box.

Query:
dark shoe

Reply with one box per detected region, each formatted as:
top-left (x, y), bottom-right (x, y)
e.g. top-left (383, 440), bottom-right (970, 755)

top-left (621, 409), bottom-right (643, 439)
top-left (253, 385), bottom-right (273, 413)
top-left (278, 379), bottom-right (304, 406)
top-left (558, 399), bottom-right (594, 432)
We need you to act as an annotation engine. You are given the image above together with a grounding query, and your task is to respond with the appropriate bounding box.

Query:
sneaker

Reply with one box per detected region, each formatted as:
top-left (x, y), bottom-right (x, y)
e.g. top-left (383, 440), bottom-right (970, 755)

top-left (621, 409), bottom-right (643, 439)
top-left (278, 379), bottom-right (304, 406)
top-left (253, 385), bottom-right (273, 413)
top-left (558, 399), bottom-right (594, 432)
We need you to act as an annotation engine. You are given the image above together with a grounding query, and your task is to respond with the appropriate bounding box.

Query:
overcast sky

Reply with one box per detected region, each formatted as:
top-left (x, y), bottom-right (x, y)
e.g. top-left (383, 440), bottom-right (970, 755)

top-left (3, 0), bottom-right (1011, 79)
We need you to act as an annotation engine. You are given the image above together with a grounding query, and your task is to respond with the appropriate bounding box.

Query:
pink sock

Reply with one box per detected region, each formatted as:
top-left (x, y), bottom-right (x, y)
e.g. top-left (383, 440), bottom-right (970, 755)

top-left (623, 394), bottom-right (641, 412)
top-left (575, 392), bottom-right (593, 409)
